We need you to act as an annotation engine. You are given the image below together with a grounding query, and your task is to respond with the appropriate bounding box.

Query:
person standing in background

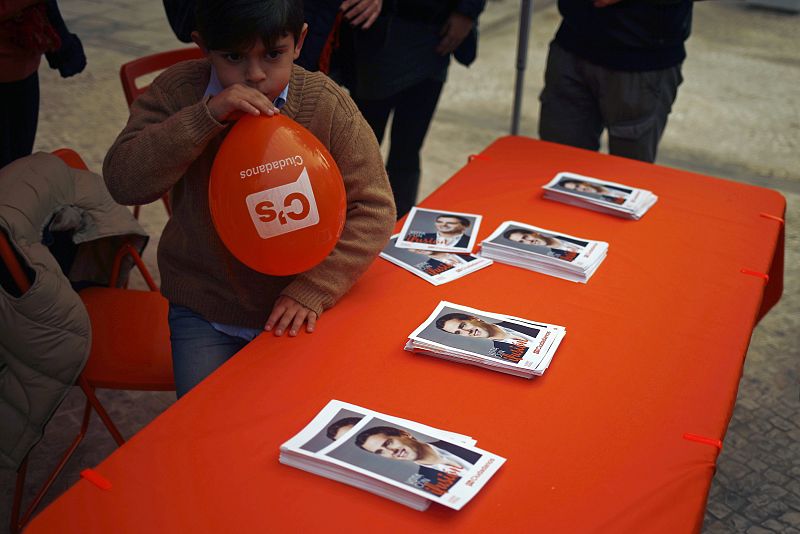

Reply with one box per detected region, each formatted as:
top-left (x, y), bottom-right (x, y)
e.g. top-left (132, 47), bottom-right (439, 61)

top-left (0, 0), bottom-right (84, 168)
top-left (348, 0), bottom-right (485, 218)
top-left (539, 0), bottom-right (694, 163)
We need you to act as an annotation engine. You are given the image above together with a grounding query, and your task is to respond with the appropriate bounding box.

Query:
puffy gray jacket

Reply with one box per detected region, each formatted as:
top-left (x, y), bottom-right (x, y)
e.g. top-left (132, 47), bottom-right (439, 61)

top-left (0, 152), bottom-right (148, 470)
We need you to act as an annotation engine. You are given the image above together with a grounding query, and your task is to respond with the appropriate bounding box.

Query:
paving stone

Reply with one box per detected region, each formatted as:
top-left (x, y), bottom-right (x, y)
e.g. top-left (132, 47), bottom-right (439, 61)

top-left (762, 484), bottom-right (790, 501)
top-left (764, 468), bottom-right (790, 487)
top-left (780, 512), bottom-right (800, 528)
top-left (744, 502), bottom-right (776, 523)
top-left (726, 459), bottom-right (754, 480)
top-left (762, 519), bottom-right (786, 532)
top-left (746, 526), bottom-right (776, 534)
top-left (725, 491), bottom-right (751, 511)
top-left (728, 513), bottom-right (758, 532)
top-left (707, 500), bottom-right (734, 520)
top-left (703, 519), bottom-right (732, 533)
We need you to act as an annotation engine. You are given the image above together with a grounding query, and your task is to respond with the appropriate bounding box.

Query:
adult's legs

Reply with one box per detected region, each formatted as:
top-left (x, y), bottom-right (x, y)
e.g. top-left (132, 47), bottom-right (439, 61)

top-left (354, 95), bottom-right (393, 144)
top-left (0, 72), bottom-right (40, 168)
top-left (385, 77), bottom-right (444, 217)
top-left (168, 304), bottom-right (249, 398)
top-left (600, 64), bottom-right (683, 163)
top-left (538, 42), bottom-right (604, 152)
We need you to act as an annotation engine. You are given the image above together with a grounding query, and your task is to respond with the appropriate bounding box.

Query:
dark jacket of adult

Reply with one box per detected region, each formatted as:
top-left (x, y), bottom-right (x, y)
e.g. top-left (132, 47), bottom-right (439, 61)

top-left (554, 0), bottom-right (693, 71)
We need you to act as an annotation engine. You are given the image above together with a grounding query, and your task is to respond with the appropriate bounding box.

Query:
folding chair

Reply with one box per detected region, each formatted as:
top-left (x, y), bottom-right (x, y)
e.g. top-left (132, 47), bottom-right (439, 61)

top-left (119, 46), bottom-right (204, 219)
top-left (5, 149), bottom-right (174, 533)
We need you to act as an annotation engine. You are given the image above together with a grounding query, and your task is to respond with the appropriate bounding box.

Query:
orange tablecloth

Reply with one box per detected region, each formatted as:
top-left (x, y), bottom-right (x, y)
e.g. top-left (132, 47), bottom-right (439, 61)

top-left (29, 137), bottom-right (785, 533)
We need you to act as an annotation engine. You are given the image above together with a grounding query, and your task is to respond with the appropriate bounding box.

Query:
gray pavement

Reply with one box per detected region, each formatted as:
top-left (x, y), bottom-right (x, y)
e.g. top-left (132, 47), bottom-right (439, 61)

top-left (1, 0), bottom-right (798, 532)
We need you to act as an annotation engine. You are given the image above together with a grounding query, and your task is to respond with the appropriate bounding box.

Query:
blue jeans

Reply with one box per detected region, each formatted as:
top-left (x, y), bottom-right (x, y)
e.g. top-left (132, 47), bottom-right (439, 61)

top-left (168, 304), bottom-right (249, 398)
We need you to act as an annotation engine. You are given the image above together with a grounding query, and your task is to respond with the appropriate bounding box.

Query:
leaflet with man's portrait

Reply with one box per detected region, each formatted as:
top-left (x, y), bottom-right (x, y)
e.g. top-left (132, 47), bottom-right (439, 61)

top-left (541, 172), bottom-right (658, 219)
top-left (405, 301), bottom-right (566, 378)
top-left (380, 234), bottom-right (493, 285)
top-left (395, 207), bottom-right (482, 253)
top-left (482, 221), bottom-right (605, 265)
top-left (280, 400), bottom-right (505, 511)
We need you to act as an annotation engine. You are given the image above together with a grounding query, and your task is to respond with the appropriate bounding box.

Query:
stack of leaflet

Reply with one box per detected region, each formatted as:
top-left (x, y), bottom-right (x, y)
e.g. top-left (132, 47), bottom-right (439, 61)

top-left (542, 171), bottom-right (657, 219)
top-left (404, 301), bottom-right (566, 379)
top-left (380, 234), bottom-right (492, 286)
top-left (279, 400), bottom-right (505, 511)
top-left (478, 221), bottom-right (608, 283)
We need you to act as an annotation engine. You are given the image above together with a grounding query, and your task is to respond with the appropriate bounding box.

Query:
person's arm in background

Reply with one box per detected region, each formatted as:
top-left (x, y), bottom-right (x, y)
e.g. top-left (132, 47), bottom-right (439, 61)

top-left (437, 0), bottom-right (485, 56)
top-left (0, 0), bottom-right (42, 19)
top-left (340, 0), bottom-right (381, 29)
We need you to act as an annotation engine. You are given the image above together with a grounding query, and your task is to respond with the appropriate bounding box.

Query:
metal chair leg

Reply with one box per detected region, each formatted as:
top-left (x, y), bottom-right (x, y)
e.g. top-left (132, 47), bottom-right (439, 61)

top-left (10, 398), bottom-right (93, 532)
top-left (78, 375), bottom-right (126, 446)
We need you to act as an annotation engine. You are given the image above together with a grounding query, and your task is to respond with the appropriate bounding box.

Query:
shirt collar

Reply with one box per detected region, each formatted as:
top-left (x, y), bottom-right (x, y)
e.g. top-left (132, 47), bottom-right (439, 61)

top-left (204, 65), bottom-right (289, 109)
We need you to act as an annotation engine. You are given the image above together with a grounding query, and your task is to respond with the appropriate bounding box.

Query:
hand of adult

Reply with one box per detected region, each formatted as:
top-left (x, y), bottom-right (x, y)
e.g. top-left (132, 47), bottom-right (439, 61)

top-left (341, 0), bottom-right (382, 29)
top-left (436, 12), bottom-right (474, 56)
top-left (264, 295), bottom-right (318, 337)
top-left (206, 83), bottom-right (280, 122)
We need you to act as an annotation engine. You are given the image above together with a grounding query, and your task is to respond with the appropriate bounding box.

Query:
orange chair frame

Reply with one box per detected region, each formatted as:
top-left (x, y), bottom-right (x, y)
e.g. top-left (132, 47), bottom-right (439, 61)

top-left (119, 47), bottom-right (204, 220)
top-left (5, 149), bottom-right (172, 533)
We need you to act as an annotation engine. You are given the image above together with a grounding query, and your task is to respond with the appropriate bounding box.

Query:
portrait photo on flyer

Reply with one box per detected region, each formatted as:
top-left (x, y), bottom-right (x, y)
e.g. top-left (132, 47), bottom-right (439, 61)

top-left (380, 235), bottom-right (493, 285)
top-left (481, 221), bottom-right (604, 265)
top-left (544, 172), bottom-right (637, 207)
top-left (406, 301), bottom-right (566, 375)
top-left (541, 172), bottom-right (658, 219)
top-left (280, 400), bottom-right (505, 511)
top-left (395, 207), bottom-right (482, 253)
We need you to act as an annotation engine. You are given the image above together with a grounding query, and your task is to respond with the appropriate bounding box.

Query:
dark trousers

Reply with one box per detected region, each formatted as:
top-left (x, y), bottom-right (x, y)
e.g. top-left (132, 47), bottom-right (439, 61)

top-left (0, 72), bottom-right (40, 169)
top-left (355, 78), bottom-right (445, 218)
top-left (539, 42), bottom-right (682, 163)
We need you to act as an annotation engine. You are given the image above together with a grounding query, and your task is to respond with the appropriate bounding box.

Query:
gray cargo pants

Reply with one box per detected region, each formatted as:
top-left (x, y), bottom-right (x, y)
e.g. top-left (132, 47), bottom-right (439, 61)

top-left (538, 41), bottom-right (683, 163)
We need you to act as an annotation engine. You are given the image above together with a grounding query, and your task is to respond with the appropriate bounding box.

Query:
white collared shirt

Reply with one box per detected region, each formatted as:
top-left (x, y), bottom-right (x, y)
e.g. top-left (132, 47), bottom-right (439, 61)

top-left (204, 65), bottom-right (289, 109)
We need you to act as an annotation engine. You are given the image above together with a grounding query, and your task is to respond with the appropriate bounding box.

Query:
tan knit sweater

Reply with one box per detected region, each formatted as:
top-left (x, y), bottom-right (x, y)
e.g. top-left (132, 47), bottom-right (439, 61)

top-left (103, 61), bottom-right (396, 329)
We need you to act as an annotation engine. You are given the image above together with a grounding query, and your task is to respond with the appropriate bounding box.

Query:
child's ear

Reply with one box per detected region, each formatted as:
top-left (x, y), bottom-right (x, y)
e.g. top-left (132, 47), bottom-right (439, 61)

top-left (292, 23), bottom-right (309, 60)
top-left (191, 31), bottom-right (209, 55)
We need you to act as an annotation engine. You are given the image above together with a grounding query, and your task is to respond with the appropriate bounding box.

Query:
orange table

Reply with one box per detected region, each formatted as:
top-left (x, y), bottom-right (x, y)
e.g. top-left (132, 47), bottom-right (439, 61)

top-left (29, 137), bottom-right (785, 533)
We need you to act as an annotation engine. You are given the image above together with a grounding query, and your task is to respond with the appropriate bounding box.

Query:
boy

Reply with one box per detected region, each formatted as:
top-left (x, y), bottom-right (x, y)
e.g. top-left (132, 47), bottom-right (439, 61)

top-left (103, 0), bottom-right (396, 398)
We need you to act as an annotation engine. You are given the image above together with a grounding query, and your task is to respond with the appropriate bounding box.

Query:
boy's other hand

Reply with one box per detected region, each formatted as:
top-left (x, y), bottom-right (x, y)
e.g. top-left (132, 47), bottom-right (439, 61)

top-left (265, 295), bottom-right (317, 337)
top-left (436, 12), bottom-right (474, 56)
top-left (341, 0), bottom-right (381, 29)
top-left (207, 84), bottom-right (279, 122)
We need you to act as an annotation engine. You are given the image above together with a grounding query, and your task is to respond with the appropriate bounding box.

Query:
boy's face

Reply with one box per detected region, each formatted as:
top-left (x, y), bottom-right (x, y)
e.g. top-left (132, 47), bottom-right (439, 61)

top-left (195, 25), bottom-right (307, 102)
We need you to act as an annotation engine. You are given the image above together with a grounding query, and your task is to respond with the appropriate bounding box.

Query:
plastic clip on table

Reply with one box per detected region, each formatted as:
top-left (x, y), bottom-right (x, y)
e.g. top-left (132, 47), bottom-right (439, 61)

top-left (26, 137), bottom-right (784, 534)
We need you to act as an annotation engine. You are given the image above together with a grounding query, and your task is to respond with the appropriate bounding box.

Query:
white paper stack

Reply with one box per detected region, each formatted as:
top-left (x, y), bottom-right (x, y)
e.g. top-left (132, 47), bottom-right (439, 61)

top-left (478, 221), bottom-right (608, 283)
top-left (542, 172), bottom-right (657, 219)
top-left (380, 234), bottom-right (493, 285)
top-left (404, 301), bottom-right (566, 378)
top-left (280, 400), bottom-right (505, 511)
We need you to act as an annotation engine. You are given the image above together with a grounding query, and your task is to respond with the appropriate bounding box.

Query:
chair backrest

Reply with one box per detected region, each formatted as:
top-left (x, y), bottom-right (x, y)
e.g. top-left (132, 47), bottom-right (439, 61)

top-left (52, 148), bottom-right (88, 171)
top-left (119, 47), bottom-right (204, 107)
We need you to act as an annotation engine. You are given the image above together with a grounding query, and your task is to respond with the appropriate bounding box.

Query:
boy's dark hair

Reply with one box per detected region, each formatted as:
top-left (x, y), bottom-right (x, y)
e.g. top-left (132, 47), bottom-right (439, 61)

top-left (195, 0), bottom-right (304, 51)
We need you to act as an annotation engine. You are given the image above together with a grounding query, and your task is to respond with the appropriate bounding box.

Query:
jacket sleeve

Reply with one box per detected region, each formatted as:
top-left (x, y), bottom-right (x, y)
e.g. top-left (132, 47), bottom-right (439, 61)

top-left (102, 68), bottom-right (226, 206)
top-left (455, 0), bottom-right (485, 20)
top-left (279, 101), bottom-right (396, 315)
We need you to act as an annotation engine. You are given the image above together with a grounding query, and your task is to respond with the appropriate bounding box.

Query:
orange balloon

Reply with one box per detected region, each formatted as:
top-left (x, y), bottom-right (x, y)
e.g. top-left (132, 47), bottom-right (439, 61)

top-left (209, 114), bottom-right (346, 275)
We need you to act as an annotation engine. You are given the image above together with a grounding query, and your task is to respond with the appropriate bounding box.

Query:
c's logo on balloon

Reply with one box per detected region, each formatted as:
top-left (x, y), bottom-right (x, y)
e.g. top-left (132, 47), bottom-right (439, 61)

top-left (245, 168), bottom-right (320, 239)
top-left (254, 193), bottom-right (311, 225)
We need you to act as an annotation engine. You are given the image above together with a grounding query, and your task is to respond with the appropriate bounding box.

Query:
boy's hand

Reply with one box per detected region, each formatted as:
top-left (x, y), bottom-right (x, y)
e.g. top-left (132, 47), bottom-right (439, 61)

top-left (436, 12), bottom-right (474, 56)
top-left (207, 83), bottom-right (279, 122)
top-left (265, 295), bottom-right (317, 337)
